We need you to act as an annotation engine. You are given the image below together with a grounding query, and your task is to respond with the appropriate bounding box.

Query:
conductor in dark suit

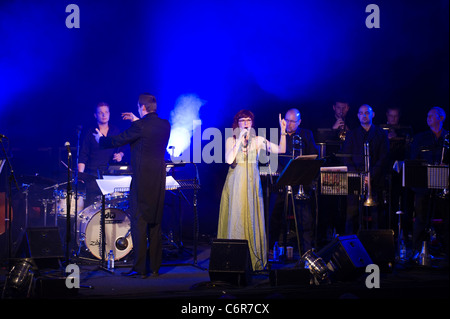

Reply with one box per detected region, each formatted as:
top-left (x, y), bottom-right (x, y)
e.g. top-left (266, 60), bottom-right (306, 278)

top-left (94, 93), bottom-right (171, 278)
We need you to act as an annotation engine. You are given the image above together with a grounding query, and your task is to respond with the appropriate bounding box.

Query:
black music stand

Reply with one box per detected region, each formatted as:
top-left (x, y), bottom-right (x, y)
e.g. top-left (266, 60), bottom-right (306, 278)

top-left (276, 158), bottom-right (324, 261)
top-left (403, 160), bottom-right (449, 256)
top-left (163, 162), bottom-right (205, 271)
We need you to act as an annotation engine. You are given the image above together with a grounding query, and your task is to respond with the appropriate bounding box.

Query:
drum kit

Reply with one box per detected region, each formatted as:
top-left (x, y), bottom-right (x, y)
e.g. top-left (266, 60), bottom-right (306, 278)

top-left (20, 172), bottom-right (133, 262)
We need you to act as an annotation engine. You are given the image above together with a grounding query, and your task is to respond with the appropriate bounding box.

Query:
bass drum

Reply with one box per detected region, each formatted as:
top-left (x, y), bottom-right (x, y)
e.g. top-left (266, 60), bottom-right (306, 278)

top-left (78, 206), bottom-right (133, 261)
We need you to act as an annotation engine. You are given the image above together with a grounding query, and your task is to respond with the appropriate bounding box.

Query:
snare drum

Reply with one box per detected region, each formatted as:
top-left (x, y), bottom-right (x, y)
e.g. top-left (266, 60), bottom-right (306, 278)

top-left (78, 206), bottom-right (133, 261)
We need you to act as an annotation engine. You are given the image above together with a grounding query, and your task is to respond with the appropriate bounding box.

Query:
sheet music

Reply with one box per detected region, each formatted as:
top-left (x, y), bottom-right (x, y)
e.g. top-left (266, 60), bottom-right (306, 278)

top-left (166, 175), bottom-right (180, 190)
top-left (96, 175), bottom-right (181, 194)
top-left (320, 166), bottom-right (347, 172)
top-left (96, 175), bottom-right (132, 195)
top-left (294, 154), bottom-right (318, 160)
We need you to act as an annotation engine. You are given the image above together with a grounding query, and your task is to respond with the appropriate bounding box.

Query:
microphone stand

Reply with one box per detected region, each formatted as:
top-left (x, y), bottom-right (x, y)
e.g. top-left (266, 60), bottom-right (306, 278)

top-left (1, 137), bottom-right (20, 268)
top-left (263, 138), bottom-right (272, 271)
top-left (66, 146), bottom-right (72, 265)
top-left (74, 127), bottom-right (82, 257)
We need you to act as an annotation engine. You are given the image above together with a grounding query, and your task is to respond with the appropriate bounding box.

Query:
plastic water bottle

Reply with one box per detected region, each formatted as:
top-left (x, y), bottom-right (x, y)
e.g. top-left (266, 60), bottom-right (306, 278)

top-left (399, 239), bottom-right (407, 261)
top-left (107, 250), bottom-right (115, 270)
top-left (273, 242), bottom-right (279, 261)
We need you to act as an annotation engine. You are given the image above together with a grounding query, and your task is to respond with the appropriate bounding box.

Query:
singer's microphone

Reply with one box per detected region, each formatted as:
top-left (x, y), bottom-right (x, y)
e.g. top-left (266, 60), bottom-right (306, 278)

top-left (0, 133), bottom-right (7, 139)
top-left (65, 141), bottom-right (72, 157)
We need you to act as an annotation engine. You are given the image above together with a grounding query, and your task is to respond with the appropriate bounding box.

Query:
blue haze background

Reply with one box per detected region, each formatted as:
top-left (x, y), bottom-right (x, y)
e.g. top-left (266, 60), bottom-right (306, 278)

top-left (0, 0), bottom-right (448, 237)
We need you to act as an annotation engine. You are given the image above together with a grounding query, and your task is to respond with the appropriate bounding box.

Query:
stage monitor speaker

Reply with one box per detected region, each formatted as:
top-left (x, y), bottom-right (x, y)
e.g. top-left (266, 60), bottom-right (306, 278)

top-left (269, 268), bottom-right (310, 286)
top-left (209, 239), bottom-right (252, 287)
top-left (16, 227), bottom-right (64, 269)
top-left (358, 229), bottom-right (395, 272)
top-left (318, 234), bottom-right (373, 281)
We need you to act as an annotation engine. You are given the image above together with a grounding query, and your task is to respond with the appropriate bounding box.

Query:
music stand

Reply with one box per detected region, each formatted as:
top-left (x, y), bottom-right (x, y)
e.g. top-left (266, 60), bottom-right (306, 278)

top-left (402, 160), bottom-right (449, 260)
top-left (163, 162), bottom-right (205, 270)
top-left (276, 158), bottom-right (324, 260)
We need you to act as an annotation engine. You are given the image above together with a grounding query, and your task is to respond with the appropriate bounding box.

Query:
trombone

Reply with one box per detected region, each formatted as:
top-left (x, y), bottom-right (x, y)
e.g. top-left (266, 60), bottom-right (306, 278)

top-left (363, 142), bottom-right (376, 207)
top-left (293, 135), bottom-right (309, 200)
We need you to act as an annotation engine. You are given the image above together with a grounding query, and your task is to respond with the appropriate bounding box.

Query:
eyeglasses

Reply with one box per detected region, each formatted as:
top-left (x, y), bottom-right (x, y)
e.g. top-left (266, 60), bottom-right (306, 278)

top-left (285, 119), bottom-right (299, 124)
top-left (238, 118), bottom-right (252, 123)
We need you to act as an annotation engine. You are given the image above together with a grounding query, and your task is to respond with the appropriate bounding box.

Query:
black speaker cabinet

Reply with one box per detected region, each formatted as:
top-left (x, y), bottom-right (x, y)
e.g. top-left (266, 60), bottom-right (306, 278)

top-left (209, 239), bottom-right (252, 287)
top-left (269, 268), bottom-right (310, 286)
top-left (16, 227), bottom-right (64, 269)
top-left (358, 229), bottom-right (395, 272)
top-left (318, 234), bottom-right (373, 281)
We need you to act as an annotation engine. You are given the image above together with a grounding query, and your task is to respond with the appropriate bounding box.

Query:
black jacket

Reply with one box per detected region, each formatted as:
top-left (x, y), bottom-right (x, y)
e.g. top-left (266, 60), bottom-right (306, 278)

top-left (100, 113), bottom-right (171, 223)
top-left (342, 124), bottom-right (390, 188)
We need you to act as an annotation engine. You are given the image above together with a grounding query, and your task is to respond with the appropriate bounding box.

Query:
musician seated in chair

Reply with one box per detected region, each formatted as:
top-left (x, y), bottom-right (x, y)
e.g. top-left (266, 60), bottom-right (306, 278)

top-left (410, 106), bottom-right (449, 258)
top-left (269, 108), bottom-right (319, 255)
top-left (341, 104), bottom-right (390, 234)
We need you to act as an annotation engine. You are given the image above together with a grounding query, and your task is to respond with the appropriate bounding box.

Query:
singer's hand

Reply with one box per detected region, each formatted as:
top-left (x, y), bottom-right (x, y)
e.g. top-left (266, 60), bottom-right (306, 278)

top-left (122, 112), bottom-right (139, 122)
top-left (239, 128), bottom-right (248, 141)
top-left (93, 128), bottom-right (103, 143)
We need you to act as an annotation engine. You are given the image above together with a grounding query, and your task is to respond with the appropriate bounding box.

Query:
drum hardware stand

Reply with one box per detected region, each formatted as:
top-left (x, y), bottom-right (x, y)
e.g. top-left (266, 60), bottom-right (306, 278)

top-left (22, 184), bottom-right (30, 229)
top-left (1, 136), bottom-right (20, 269)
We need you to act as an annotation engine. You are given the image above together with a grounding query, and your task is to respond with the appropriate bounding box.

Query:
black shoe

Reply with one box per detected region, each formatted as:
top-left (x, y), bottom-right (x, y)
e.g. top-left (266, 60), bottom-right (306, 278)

top-left (121, 270), bottom-right (140, 277)
top-left (151, 271), bottom-right (159, 277)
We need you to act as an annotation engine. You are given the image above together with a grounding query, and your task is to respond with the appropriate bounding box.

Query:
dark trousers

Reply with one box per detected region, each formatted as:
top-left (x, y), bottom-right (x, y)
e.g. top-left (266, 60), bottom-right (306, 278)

top-left (345, 190), bottom-right (385, 235)
top-left (130, 215), bottom-right (162, 274)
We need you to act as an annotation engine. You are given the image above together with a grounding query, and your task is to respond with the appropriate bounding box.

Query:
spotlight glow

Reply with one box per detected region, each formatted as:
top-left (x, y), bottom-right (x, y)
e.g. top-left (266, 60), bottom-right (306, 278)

top-left (167, 94), bottom-right (205, 158)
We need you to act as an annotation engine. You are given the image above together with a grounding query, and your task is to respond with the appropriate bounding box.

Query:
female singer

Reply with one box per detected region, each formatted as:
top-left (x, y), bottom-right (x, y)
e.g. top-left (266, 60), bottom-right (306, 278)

top-left (217, 109), bottom-right (286, 271)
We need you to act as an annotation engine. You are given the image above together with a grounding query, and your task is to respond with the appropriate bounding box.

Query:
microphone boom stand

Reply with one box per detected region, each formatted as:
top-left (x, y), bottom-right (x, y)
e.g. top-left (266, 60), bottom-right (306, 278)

top-left (66, 148), bottom-right (72, 265)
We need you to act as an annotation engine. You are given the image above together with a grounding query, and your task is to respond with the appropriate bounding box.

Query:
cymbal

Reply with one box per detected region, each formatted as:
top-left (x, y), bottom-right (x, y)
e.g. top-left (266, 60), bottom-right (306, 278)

top-left (19, 174), bottom-right (56, 185)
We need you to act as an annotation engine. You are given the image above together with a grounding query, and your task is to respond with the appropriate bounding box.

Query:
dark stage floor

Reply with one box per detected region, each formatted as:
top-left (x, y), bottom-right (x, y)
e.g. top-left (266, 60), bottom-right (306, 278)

top-left (1, 241), bottom-right (449, 306)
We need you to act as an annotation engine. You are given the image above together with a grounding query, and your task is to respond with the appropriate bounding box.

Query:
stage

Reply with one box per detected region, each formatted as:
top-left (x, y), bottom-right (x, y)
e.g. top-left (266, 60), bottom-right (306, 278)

top-left (1, 240), bottom-right (448, 303)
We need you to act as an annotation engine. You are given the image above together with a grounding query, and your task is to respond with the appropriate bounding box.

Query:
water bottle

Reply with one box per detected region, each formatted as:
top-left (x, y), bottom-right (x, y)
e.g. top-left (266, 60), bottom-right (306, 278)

top-left (107, 249), bottom-right (115, 270)
top-left (273, 241), bottom-right (279, 261)
top-left (399, 239), bottom-right (407, 261)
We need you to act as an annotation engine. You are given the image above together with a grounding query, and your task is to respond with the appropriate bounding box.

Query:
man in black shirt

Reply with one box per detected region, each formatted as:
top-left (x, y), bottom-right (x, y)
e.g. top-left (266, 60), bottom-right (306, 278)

top-left (341, 104), bottom-right (389, 234)
top-left (409, 107), bottom-right (449, 255)
top-left (78, 102), bottom-right (125, 206)
top-left (269, 108), bottom-right (319, 255)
